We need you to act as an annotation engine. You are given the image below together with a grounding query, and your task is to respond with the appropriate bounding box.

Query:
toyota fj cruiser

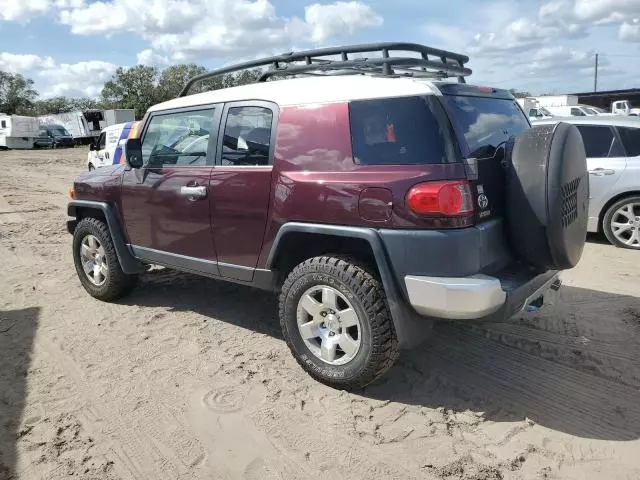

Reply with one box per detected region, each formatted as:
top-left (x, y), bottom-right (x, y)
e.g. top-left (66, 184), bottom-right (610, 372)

top-left (67, 43), bottom-right (589, 390)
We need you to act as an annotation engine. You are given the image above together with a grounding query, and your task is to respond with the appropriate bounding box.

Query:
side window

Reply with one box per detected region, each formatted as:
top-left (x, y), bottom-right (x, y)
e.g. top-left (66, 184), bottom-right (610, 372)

top-left (221, 106), bottom-right (273, 166)
top-left (143, 108), bottom-right (215, 167)
top-left (617, 127), bottom-right (640, 157)
top-left (1, 121), bottom-right (6, 128)
top-left (570, 108), bottom-right (586, 116)
top-left (97, 133), bottom-right (106, 150)
top-left (576, 125), bottom-right (620, 158)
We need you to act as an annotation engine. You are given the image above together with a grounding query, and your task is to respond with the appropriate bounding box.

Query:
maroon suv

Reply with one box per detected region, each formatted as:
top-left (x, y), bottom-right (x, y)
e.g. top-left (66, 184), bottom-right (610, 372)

top-left (67, 43), bottom-right (588, 389)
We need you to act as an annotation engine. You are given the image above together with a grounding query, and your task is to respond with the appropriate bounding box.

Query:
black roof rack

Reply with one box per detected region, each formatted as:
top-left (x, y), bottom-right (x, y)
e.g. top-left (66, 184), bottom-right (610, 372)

top-left (179, 42), bottom-right (472, 97)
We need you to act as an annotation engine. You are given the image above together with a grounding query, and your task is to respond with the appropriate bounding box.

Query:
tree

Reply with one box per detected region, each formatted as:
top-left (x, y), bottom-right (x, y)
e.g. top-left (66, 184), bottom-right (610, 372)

top-left (101, 65), bottom-right (160, 119)
top-left (156, 64), bottom-right (208, 100)
top-left (0, 71), bottom-right (38, 115)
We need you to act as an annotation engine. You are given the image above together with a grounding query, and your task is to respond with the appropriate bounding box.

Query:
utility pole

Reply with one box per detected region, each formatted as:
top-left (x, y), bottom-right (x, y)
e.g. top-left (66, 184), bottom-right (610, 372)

top-left (594, 53), bottom-right (599, 92)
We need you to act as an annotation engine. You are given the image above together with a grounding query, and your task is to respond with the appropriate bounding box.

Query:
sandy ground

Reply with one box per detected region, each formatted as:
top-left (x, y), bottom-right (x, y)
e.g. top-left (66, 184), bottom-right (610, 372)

top-left (0, 148), bottom-right (639, 480)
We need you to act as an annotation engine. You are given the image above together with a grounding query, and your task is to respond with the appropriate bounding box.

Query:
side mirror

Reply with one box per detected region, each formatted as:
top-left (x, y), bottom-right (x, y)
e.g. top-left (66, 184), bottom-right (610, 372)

top-left (89, 143), bottom-right (96, 151)
top-left (125, 138), bottom-right (143, 169)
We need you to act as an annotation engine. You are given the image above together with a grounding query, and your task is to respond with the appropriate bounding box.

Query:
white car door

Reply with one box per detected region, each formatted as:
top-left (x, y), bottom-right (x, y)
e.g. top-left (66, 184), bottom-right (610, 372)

top-left (575, 125), bottom-right (628, 231)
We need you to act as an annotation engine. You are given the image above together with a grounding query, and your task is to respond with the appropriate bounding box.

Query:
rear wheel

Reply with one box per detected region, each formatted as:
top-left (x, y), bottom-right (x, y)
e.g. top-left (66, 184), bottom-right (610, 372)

top-left (603, 196), bottom-right (640, 249)
top-left (279, 256), bottom-right (398, 390)
top-left (73, 218), bottom-right (138, 301)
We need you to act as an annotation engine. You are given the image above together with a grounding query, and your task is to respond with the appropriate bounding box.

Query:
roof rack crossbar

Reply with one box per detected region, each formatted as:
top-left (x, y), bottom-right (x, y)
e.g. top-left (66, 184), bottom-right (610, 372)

top-left (179, 42), bottom-right (471, 97)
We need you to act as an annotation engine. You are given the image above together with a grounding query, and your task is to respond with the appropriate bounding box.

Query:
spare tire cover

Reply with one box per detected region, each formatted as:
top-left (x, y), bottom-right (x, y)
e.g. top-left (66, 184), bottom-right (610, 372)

top-left (506, 123), bottom-right (588, 270)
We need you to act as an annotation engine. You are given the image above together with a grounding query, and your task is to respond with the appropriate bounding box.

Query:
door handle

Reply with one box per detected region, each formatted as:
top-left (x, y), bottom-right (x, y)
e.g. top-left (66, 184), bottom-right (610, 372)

top-left (589, 168), bottom-right (615, 176)
top-left (105, 152), bottom-right (110, 159)
top-left (180, 185), bottom-right (208, 200)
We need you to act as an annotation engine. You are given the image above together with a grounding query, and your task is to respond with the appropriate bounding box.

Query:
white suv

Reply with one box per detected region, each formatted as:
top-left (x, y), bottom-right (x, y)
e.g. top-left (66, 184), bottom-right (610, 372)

top-left (534, 116), bottom-right (640, 249)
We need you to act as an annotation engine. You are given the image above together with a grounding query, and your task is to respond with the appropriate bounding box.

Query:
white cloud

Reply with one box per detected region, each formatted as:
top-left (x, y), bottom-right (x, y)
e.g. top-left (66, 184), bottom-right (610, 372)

top-left (0, 0), bottom-right (50, 21)
top-left (58, 0), bottom-right (382, 60)
top-left (40, 60), bottom-right (117, 97)
top-left (620, 19), bottom-right (640, 40)
top-left (0, 53), bottom-right (55, 71)
top-left (305, 1), bottom-right (383, 42)
top-left (137, 49), bottom-right (170, 67)
top-left (59, 0), bottom-right (201, 35)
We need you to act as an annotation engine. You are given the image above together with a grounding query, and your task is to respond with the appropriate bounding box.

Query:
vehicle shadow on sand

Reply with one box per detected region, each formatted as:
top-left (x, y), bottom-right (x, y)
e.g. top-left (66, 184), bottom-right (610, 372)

top-left (123, 270), bottom-right (640, 442)
top-left (0, 307), bottom-right (40, 479)
top-left (366, 285), bottom-right (640, 442)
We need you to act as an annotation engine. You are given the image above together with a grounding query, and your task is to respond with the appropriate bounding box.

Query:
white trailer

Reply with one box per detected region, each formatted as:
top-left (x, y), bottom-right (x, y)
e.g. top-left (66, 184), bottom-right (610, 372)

top-left (535, 95), bottom-right (579, 108)
top-left (0, 114), bottom-right (39, 149)
top-left (37, 109), bottom-right (136, 144)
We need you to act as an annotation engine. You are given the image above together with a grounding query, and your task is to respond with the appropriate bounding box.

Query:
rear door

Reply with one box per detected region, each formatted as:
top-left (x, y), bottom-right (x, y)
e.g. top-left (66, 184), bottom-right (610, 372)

top-left (95, 132), bottom-right (107, 167)
top-left (209, 101), bottom-right (276, 281)
top-left (575, 124), bottom-right (627, 224)
top-left (104, 126), bottom-right (121, 165)
top-left (121, 106), bottom-right (222, 267)
top-left (440, 91), bottom-right (531, 224)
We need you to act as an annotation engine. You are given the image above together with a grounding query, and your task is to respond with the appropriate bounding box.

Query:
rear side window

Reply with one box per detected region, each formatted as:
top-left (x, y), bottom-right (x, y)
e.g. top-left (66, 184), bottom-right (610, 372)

top-left (221, 106), bottom-right (273, 166)
top-left (617, 127), bottom-right (640, 156)
top-left (575, 125), bottom-right (624, 158)
top-left (1, 121), bottom-right (5, 128)
top-left (571, 108), bottom-right (586, 116)
top-left (442, 96), bottom-right (529, 158)
top-left (350, 96), bottom-right (450, 165)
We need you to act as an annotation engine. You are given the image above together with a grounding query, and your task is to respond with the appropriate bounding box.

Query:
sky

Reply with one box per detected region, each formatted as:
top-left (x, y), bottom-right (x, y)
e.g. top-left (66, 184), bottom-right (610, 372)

top-left (0, 0), bottom-right (639, 99)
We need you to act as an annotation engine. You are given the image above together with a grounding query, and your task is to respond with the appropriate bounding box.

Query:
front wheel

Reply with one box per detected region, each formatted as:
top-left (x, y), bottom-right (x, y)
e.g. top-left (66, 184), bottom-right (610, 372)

top-left (603, 196), bottom-right (640, 249)
top-left (72, 218), bottom-right (138, 301)
top-left (279, 256), bottom-right (398, 390)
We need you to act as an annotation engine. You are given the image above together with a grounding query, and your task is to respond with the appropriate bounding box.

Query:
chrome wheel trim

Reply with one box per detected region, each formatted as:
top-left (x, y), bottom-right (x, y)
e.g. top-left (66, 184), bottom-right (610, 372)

top-left (296, 285), bottom-right (362, 366)
top-left (611, 202), bottom-right (640, 248)
top-left (80, 234), bottom-right (108, 286)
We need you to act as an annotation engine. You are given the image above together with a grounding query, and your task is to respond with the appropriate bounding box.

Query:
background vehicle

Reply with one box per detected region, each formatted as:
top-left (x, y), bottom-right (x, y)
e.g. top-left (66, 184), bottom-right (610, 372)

top-left (39, 124), bottom-right (75, 148)
top-left (37, 109), bottom-right (135, 145)
top-left (0, 114), bottom-right (39, 149)
top-left (67, 43), bottom-right (588, 389)
top-left (545, 105), bottom-right (600, 117)
top-left (534, 116), bottom-right (640, 249)
top-left (87, 121), bottom-right (140, 170)
top-left (517, 97), bottom-right (553, 121)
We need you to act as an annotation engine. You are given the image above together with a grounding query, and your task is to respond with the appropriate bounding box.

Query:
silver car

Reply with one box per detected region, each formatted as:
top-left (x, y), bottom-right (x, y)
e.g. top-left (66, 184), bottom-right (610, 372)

top-left (534, 116), bottom-right (640, 249)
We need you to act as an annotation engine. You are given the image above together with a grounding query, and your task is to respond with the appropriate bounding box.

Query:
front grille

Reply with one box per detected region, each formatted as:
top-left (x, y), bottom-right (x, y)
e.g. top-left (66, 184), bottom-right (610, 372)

top-left (561, 176), bottom-right (581, 228)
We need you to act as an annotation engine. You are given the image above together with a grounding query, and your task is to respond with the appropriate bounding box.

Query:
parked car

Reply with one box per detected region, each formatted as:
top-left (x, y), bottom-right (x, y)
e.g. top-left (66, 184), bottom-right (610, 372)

top-left (67, 43), bottom-right (589, 389)
top-left (39, 124), bottom-right (75, 148)
top-left (545, 105), bottom-right (600, 117)
top-left (87, 122), bottom-right (140, 170)
top-left (33, 131), bottom-right (54, 149)
top-left (534, 116), bottom-right (640, 249)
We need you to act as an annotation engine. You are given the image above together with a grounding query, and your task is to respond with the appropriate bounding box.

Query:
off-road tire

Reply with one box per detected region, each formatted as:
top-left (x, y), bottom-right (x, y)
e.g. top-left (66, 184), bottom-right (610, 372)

top-left (603, 195), bottom-right (640, 249)
top-left (72, 218), bottom-right (138, 301)
top-left (279, 256), bottom-right (399, 390)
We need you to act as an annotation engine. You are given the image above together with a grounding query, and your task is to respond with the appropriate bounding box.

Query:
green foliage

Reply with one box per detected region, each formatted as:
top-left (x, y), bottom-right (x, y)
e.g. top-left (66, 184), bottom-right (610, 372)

top-left (1, 64), bottom-right (264, 118)
top-left (0, 72), bottom-right (38, 114)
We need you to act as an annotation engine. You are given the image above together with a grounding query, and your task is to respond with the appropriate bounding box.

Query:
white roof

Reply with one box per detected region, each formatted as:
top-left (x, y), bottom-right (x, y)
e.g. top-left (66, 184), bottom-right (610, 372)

top-left (149, 75), bottom-right (440, 112)
top-left (533, 116), bottom-right (640, 128)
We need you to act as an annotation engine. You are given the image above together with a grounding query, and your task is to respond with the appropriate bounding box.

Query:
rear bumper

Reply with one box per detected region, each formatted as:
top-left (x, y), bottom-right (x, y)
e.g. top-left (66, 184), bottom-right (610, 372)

top-left (405, 269), bottom-right (560, 321)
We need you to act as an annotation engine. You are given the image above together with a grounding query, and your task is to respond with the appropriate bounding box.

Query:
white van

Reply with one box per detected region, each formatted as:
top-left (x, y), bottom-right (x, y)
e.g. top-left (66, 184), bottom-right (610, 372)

top-left (0, 114), bottom-right (39, 149)
top-left (87, 121), bottom-right (140, 170)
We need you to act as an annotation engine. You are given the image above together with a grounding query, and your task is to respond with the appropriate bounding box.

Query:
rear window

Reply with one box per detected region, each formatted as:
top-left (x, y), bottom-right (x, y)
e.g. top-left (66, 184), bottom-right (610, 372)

top-left (617, 126), bottom-right (640, 157)
top-left (350, 96), bottom-right (451, 165)
top-left (442, 96), bottom-right (530, 158)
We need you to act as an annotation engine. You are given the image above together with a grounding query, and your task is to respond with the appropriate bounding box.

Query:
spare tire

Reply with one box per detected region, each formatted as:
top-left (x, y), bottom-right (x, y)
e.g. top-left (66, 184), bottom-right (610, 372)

top-left (505, 123), bottom-right (588, 271)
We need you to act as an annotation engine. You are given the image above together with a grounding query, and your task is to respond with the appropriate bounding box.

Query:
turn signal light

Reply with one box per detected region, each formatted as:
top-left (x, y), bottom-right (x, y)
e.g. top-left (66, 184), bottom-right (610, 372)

top-left (69, 188), bottom-right (76, 200)
top-left (406, 181), bottom-right (473, 216)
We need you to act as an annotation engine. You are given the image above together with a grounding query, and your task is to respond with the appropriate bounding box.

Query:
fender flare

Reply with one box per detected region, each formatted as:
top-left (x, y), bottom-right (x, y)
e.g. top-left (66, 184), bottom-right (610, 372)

top-left (266, 223), bottom-right (431, 349)
top-left (67, 200), bottom-right (145, 274)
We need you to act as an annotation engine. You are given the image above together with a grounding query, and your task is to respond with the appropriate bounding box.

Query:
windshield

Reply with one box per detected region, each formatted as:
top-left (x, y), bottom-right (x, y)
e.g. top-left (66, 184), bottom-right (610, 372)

top-left (442, 95), bottom-right (530, 158)
top-left (51, 126), bottom-right (70, 136)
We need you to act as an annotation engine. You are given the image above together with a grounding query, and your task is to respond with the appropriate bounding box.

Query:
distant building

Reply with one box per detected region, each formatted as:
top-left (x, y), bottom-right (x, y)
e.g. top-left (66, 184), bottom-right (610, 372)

top-left (569, 88), bottom-right (640, 111)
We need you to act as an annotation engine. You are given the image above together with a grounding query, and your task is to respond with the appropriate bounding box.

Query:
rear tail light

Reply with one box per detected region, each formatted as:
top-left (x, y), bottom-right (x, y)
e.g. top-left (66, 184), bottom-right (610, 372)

top-left (406, 181), bottom-right (473, 216)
